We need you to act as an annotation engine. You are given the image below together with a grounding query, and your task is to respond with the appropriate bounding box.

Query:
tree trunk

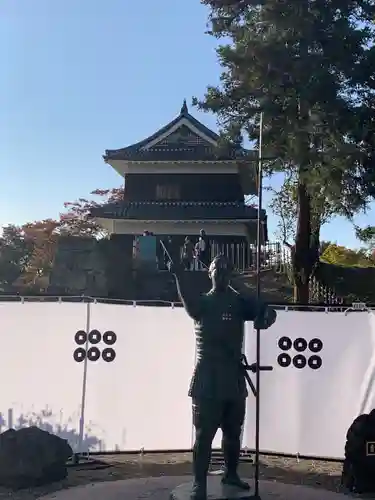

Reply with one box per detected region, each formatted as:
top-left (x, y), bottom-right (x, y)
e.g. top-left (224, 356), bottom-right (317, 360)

top-left (310, 223), bottom-right (321, 268)
top-left (293, 179), bottom-right (312, 304)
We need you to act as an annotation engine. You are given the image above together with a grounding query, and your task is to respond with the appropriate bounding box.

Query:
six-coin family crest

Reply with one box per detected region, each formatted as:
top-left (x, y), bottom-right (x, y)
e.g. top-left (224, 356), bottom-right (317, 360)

top-left (73, 330), bottom-right (117, 363)
top-left (277, 336), bottom-right (323, 370)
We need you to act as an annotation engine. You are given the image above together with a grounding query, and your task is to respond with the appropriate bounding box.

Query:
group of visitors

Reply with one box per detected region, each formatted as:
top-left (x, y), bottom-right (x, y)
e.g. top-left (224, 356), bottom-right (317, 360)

top-left (135, 229), bottom-right (211, 271)
top-left (181, 229), bottom-right (210, 271)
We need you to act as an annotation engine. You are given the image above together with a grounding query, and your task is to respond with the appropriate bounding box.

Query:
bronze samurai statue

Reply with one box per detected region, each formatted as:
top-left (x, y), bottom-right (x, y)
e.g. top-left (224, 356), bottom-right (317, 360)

top-left (169, 254), bottom-right (277, 500)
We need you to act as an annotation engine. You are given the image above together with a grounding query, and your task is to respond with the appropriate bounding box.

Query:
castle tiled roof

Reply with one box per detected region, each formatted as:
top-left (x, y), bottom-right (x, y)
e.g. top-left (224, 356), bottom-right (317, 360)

top-left (91, 201), bottom-right (266, 222)
top-left (103, 100), bottom-right (253, 163)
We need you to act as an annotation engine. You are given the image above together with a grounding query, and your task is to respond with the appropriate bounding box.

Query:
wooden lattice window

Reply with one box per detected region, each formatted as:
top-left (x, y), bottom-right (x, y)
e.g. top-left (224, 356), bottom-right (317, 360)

top-left (156, 184), bottom-right (180, 200)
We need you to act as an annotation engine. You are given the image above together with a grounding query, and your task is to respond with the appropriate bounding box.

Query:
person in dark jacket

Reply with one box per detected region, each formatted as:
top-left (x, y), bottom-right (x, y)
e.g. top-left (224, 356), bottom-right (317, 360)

top-left (195, 229), bottom-right (210, 270)
top-left (181, 236), bottom-right (195, 270)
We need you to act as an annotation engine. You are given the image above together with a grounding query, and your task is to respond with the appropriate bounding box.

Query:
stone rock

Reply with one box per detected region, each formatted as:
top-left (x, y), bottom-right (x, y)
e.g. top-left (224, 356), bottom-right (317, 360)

top-left (0, 426), bottom-right (72, 489)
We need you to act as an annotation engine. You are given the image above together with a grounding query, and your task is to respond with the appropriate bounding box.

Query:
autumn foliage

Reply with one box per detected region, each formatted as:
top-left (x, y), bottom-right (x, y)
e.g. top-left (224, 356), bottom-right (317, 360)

top-left (0, 187), bottom-right (124, 290)
top-left (59, 188), bottom-right (124, 237)
top-left (320, 244), bottom-right (375, 268)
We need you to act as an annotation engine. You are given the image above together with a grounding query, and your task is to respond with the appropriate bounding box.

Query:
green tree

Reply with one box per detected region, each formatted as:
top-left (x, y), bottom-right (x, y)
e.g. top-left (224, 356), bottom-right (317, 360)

top-left (267, 173), bottom-right (335, 246)
top-left (194, 0), bottom-right (375, 302)
top-left (0, 225), bottom-right (33, 288)
top-left (355, 225), bottom-right (375, 252)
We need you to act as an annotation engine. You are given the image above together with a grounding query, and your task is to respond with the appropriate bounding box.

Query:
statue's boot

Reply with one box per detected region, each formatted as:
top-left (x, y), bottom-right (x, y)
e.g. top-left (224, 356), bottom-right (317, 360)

top-left (191, 481), bottom-right (207, 500)
top-left (222, 475), bottom-right (250, 490)
top-left (191, 433), bottom-right (212, 500)
top-left (221, 436), bottom-right (250, 490)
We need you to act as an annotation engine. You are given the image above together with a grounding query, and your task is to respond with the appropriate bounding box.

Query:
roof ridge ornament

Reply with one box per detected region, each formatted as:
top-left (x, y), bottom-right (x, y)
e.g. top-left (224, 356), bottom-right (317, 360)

top-left (180, 99), bottom-right (188, 115)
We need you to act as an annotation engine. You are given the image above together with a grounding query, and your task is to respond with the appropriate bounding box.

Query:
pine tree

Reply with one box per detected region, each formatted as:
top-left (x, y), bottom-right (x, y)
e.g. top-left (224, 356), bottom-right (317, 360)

top-left (195, 0), bottom-right (375, 302)
top-left (356, 225), bottom-right (375, 252)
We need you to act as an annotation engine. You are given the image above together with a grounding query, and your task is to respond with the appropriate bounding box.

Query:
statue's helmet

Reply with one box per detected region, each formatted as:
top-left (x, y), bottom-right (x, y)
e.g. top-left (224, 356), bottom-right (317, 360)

top-left (208, 254), bottom-right (233, 275)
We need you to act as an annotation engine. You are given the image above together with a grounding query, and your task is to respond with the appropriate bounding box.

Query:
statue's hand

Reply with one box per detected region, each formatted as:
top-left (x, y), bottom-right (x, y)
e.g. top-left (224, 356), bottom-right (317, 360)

top-left (254, 306), bottom-right (277, 330)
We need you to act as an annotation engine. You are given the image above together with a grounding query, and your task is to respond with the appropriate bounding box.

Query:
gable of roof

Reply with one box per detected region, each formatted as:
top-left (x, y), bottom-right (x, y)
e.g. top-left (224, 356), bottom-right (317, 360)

top-left (103, 100), bottom-right (249, 162)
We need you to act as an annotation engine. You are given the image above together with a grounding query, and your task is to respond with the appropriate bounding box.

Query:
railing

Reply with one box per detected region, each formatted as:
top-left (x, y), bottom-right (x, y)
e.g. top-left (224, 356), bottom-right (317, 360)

top-left (156, 240), bottom-right (292, 273)
top-left (0, 294), bottom-right (370, 310)
top-left (209, 241), bottom-right (291, 272)
top-left (309, 274), bottom-right (343, 305)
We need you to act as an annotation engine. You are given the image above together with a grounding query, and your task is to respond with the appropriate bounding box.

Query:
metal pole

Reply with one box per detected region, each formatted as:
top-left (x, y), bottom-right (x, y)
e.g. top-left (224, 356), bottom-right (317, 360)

top-left (77, 300), bottom-right (91, 460)
top-left (254, 111), bottom-right (264, 499)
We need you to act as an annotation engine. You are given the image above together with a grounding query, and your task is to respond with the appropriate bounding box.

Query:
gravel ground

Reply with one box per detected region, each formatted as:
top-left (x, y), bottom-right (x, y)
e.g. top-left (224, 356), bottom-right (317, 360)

top-left (0, 452), bottom-right (348, 500)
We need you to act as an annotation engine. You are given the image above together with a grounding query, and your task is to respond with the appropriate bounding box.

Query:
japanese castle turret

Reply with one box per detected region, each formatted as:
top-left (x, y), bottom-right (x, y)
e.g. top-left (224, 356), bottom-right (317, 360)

top-left (91, 101), bottom-right (268, 295)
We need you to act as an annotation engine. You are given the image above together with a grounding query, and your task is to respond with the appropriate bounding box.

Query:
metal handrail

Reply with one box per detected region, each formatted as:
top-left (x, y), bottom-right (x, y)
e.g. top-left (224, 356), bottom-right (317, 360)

top-left (0, 295), bottom-right (373, 312)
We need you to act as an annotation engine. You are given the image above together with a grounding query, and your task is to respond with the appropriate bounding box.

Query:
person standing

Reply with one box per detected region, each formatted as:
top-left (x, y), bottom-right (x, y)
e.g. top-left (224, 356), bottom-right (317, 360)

top-left (195, 229), bottom-right (210, 270)
top-left (181, 236), bottom-right (195, 270)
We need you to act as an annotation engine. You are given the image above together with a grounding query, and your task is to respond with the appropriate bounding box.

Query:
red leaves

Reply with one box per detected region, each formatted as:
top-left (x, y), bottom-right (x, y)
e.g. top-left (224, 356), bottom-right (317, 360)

top-left (91, 187), bottom-right (124, 203)
top-left (18, 219), bottom-right (60, 286)
top-left (58, 186), bottom-right (124, 237)
top-left (1, 186), bottom-right (124, 289)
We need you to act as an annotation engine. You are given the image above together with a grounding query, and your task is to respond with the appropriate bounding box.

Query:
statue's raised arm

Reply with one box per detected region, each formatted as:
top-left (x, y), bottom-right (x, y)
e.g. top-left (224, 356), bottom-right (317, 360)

top-left (168, 261), bottom-right (204, 321)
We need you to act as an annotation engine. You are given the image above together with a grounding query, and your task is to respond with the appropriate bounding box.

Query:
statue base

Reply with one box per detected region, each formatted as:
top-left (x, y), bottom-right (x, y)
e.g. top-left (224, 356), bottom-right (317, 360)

top-left (170, 476), bottom-right (255, 500)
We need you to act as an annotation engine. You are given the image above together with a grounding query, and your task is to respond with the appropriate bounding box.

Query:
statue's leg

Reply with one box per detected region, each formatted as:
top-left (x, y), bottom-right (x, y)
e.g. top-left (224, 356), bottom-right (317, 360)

top-left (192, 398), bottom-right (221, 500)
top-left (220, 398), bottom-right (250, 490)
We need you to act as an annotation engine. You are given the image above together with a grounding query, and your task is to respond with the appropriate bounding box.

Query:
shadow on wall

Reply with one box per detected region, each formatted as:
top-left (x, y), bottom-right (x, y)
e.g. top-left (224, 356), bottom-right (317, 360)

top-left (0, 407), bottom-right (101, 452)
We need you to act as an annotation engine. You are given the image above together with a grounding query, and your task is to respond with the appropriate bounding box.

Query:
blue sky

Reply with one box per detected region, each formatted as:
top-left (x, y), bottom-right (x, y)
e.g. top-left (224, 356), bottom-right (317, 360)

top-left (0, 0), bottom-right (373, 247)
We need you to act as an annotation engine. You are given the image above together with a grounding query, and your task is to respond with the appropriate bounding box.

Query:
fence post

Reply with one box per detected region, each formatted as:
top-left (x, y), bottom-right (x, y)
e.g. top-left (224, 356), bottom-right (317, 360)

top-left (77, 299), bottom-right (91, 459)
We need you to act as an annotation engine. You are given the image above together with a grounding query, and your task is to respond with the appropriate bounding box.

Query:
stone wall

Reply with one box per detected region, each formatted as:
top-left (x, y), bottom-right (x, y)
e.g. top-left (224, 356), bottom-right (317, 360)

top-left (48, 236), bottom-right (109, 296)
top-left (47, 235), bottom-right (292, 303)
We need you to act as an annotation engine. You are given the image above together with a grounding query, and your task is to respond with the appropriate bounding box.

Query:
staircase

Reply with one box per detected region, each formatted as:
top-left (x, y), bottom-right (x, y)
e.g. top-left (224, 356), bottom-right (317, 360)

top-left (237, 269), bottom-right (293, 303)
top-left (130, 267), bottom-right (296, 304)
